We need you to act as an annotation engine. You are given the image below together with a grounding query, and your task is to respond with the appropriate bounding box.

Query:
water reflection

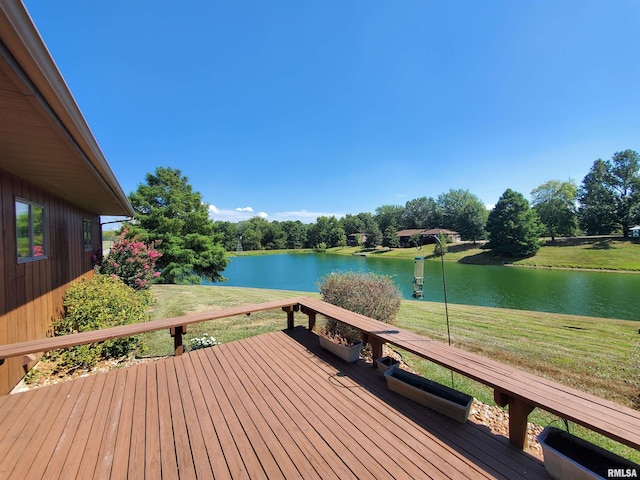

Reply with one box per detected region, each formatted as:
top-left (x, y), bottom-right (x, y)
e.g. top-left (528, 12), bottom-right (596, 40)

top-left (210, 253), bottom-right (640, 320)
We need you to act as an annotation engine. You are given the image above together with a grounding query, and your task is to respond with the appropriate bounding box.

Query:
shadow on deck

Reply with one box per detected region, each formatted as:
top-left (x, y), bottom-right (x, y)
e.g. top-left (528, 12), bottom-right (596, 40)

top-left (0, 327), bottom-right (548, 479)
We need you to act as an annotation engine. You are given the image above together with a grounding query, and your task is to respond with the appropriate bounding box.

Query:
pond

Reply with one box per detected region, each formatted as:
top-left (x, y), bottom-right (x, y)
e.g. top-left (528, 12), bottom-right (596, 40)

top-left (210, 253), bottom-right (640, 321)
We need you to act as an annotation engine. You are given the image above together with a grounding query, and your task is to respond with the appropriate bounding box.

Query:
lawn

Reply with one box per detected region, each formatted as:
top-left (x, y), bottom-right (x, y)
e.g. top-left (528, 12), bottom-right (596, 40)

top-left (325, 236), bottom-right (640, 271)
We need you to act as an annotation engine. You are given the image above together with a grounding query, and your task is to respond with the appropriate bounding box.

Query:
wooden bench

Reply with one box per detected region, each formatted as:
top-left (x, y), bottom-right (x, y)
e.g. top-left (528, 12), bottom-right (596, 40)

top-left (297, 296), bottom-right (640, 452)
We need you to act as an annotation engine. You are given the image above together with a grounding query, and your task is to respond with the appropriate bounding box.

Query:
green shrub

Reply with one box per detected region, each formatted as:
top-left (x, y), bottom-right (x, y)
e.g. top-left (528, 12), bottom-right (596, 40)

top-left (314, 242), bottom-right (327, 252)
top-left (318, 271), bottom-right (402, 343)
top-left (433, 233), bottom-right (449, 256)
top-left (53, 275), bottom-right (152, 370)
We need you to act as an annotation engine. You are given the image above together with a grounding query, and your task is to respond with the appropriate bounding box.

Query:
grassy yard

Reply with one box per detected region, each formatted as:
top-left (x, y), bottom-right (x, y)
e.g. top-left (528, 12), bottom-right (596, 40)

top-left (141, 284), bottom-right (640, 461)
top-left (326, 236), bottom-right (640, 271)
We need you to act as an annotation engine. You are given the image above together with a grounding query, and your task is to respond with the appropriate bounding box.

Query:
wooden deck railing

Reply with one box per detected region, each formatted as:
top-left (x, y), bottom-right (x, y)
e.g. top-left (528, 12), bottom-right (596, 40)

top-left (0, 297), bottom-right (304, 363)
top-left (1, 295), bottom-right (639, 456)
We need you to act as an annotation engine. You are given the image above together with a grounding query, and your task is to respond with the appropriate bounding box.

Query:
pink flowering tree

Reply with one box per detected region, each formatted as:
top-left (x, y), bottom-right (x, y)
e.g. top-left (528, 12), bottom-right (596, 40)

top-left (99, 225), bottom-right (162, 290)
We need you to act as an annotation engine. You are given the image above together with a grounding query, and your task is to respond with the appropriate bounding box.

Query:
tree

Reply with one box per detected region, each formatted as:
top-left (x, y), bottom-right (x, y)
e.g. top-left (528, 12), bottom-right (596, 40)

top-left (308, 216), bottom-right (345, 248)
top-left (437, 189), bottom-right (487, 242)
top-left (578, 151), bottom-right (640, 236)
top-left (281, 221), bottom-right (308, 249)
top-left (486, 189), bottom-right (544, 257)
top-left (531, 180), bottom-right (578, 241)
top-left (364, 222), bottom-right (382, 248)
top-left (128, 167), bottom-right (228, 284)
top-left (578, 159), bottom-right (617, 235)
top-left (382, 225), bottom-right (399, 247)
top-left (237, 217), bottom-right (269, 250)
top-left (263, 221), bottom-right (287, 250)
top-left (327, 216), bottom-right (347, 247)
top-left (374, 205), bottom-right (405, 233)
top-left (212, 221), bottom-right (239, 251)
top-left (341, 214), bottom-right (365, 236)
top-left (403, 197), bottom-right (442, 229)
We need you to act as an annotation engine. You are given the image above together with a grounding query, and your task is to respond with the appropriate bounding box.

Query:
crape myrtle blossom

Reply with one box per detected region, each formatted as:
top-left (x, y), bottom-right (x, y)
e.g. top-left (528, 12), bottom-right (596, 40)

top-left (99, 225), bottom-right (162, 290)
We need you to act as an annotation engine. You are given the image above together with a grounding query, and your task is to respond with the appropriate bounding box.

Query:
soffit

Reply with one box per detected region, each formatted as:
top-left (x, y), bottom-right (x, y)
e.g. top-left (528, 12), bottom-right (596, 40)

top-left (0, 2), bottom-right (133, 216)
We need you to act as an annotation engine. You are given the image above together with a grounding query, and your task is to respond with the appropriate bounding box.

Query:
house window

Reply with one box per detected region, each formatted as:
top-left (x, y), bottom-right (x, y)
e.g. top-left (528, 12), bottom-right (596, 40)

top-left (83, 219), bottom-right (93, 251)
top-left (16, 199), bottom-right (46, 262)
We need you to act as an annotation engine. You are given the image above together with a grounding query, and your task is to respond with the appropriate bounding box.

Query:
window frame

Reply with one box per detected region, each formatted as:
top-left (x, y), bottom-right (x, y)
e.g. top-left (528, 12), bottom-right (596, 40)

top-left (15, 198), bottom-right (47, 263)
top-left (83, 219), bottom-right (93, 251)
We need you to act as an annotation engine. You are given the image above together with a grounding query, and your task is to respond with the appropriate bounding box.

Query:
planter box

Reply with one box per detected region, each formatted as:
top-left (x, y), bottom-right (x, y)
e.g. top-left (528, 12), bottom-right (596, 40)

top-left (318, 336), bottom-right (362, 363)
top-left (538, 426), bottom-right (640, 480)
top-left (384, 366), bottom-right (473, 423)
top-left (375, 356), bottom-right (400, 374)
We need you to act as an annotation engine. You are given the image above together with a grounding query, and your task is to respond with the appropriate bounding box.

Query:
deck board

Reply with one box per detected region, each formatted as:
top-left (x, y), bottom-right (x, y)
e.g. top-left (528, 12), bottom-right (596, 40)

top-left (0, 328), bottom-right (549, 479)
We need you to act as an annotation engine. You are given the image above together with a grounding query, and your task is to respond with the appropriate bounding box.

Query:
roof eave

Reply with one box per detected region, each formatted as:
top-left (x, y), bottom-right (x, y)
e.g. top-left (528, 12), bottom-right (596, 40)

top-left (0, 1), bottom-right (134, 217)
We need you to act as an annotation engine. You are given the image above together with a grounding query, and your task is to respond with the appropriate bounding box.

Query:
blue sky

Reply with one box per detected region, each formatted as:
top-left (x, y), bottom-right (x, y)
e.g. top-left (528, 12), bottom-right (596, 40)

top-left (25, 0), bottom-right (640, 223)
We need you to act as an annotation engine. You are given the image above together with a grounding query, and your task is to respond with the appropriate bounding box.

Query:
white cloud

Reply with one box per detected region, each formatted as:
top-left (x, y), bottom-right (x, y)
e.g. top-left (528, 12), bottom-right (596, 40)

top-left (208, 205), bottom-right (343, 223)
top-left (209, 205), bottom-right (267, 222)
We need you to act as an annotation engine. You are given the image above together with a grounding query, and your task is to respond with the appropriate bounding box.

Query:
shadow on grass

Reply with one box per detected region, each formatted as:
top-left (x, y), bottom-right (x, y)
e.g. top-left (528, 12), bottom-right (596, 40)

top-left (543, 235), bottom-right (625, 248)
top-left (457, 251), bottom-right (518, 265)
top-left (588, 239), bottom-right (616, 250)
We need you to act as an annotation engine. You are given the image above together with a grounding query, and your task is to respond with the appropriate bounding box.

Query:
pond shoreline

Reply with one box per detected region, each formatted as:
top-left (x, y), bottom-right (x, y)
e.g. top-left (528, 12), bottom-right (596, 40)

top-left (231, 240), bottom-right (640, 273)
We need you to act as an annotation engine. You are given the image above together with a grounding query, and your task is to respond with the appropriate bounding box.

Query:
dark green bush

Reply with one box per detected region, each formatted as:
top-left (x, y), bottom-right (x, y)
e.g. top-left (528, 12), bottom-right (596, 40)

top-left (53, 275), bottom-right (152, 370)
top-left (318, 271), bottom-right (402, 343)
top-left (433, 233), bottom-right (449, 256)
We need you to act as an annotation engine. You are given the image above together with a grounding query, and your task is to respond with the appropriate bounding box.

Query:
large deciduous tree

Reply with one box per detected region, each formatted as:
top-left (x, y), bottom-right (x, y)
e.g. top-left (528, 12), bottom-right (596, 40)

top-left (402, 197), bottom-right (442, 229)
top-left (486, 189), bottom-right (544, 257)
top-left (531, 180), bottom-right (578, 241)
top-left (437, 189), bottom-right (488, 242)
top-left (128, 167), bottom-right (228, 284)
top-left (307, 216), bottom-right (345, 248)
top-left (374, 204), bottom-right (405, 233)
top-left (578, 150), bottom-right (640, 236)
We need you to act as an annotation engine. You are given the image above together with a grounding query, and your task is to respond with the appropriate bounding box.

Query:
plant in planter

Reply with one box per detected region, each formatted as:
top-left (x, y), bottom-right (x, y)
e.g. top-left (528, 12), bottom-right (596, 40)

top-left (375, 355), bottom-right (400, 374)
top-left (318, 318), bottom-right (363, 363)
top-left (384, 365), bottom-right (473, 423)
top-left (317, 271), bottom-right (402, 363)
top-left (538, 426), bottom-right (640, 480)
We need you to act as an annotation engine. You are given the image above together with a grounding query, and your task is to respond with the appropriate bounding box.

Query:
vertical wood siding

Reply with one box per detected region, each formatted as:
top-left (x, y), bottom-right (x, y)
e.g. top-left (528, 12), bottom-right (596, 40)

top-left (0, 169), bottom-right (100, 394)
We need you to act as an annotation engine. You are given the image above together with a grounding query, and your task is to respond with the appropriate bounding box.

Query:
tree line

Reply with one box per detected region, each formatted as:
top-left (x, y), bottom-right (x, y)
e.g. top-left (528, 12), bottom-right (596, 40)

top-left (124, 150), bottom-right (640, 283)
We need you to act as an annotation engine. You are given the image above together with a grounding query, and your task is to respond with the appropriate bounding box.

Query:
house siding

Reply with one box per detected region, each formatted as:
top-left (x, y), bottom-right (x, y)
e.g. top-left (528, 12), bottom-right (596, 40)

top-left (0, 168), bottom-right (100, 394)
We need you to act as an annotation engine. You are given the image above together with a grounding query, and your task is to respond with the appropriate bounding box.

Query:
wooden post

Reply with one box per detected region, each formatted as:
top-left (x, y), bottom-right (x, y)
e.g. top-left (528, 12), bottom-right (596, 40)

top-left (370, 337), bottom-right (384, 368)
top-left (301, 306), bottom-right (317, 331)
top-left (170, 325), bottom-right (186, 356)
top-left (359, 332), bottom-right (384, 368)
top-left (282, 305), bottom-right (298, 330)
top-left (494, 389), bottom-right (534, 449)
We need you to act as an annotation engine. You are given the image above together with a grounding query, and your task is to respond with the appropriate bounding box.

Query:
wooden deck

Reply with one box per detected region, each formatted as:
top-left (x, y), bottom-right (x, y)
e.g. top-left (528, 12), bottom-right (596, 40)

top-left (0, 327), bottom-right (548, 479)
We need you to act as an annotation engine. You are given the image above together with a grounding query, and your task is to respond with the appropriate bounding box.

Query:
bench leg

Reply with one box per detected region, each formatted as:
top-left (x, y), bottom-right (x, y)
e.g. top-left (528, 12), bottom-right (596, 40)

top-left (170, 326), bottom-right (186, 356)
top-left (508, 398), bottom-right (535, 449)
top-left (370, 338), bottom-right (384, 369)
top-left (300, 306), bottom-right (316, 331)
top-left (282, 306), bottom-right (298, 330)
top-left (494, 390), bottom-right (534, 450)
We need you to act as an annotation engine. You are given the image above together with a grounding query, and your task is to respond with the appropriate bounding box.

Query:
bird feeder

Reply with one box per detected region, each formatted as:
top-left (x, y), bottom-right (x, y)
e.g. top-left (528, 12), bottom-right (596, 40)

top-left (413, 256), bottom-right (424, 298)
